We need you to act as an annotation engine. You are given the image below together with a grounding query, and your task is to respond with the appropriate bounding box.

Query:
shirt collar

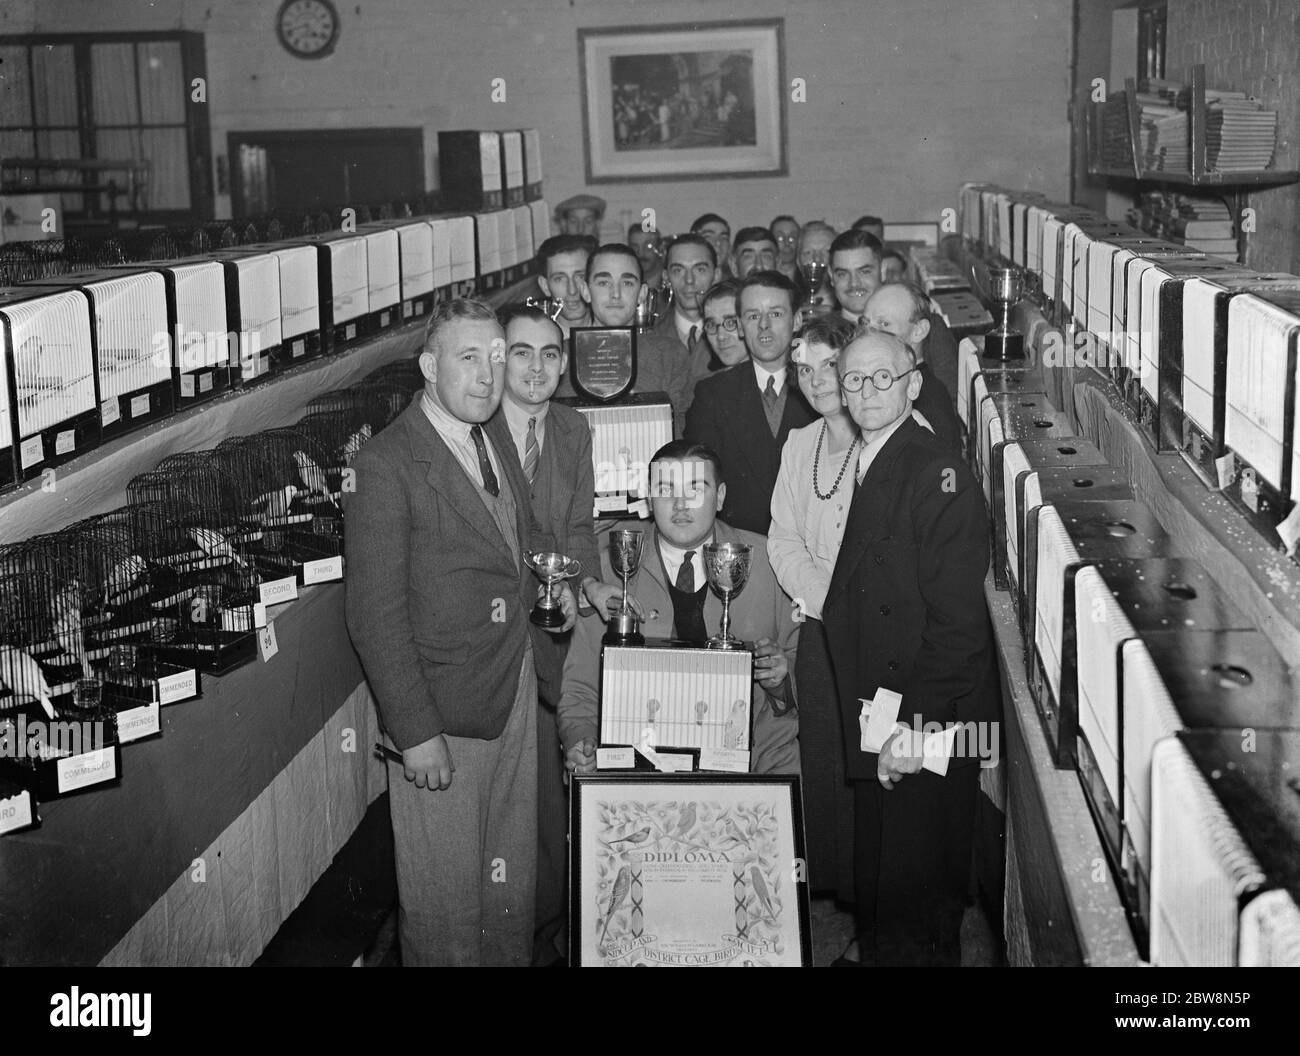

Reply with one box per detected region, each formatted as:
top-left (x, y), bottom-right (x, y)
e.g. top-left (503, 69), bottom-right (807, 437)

top-left (855, 409), bottom-right (912, 481)
top-left (420, 389), bottom-right (474, 443)
top-left (501, 393), bottom-right (549, 437)
top-left (752, 359), bottom-right (787, 395)
top-left (657, 529), bottom-right (715, 573)
top-left (673, 309), bottom-right (698, 348)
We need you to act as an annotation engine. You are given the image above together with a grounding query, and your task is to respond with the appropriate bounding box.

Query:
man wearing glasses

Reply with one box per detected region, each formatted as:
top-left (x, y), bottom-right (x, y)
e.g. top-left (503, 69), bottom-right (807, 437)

top-left (697, 278), bottom-right (748, 374)
top-left (684, 270), bottom-right (815, 534)
top-left (822, 330), bottom-right (1000, 966)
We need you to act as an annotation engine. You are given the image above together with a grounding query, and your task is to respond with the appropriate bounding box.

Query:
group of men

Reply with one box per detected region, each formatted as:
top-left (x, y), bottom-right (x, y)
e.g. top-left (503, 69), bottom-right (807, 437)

top-left (344, 195), bottom-right (1000, 968)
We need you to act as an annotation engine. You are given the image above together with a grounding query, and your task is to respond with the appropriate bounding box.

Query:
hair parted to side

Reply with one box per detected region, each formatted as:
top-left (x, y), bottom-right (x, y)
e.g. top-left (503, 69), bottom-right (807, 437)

top-left (701, 276), bottom-right (743, 310)
top-left (829, 228), bottom-right (883, 260)
top-left (665, 232), bottom-right (717, 269)
top-left (690, 212), bottom-right (730, 233)
top-left (738, 269), bottom-right (801, 311)
top-left (585, 242), bottom-right (644, 283)
top-left (536, 233), bottom-right (597, 273)
top-left (797, 314), bottom-right (856, 351)
top-left (498, 302), bottom-right (565, 337)
top-left (650, 438), bottom-right (726, 486)
top-left (422, 297), bottom-right (499, 355)
top-left (732, 226), bottom-right (777, 251)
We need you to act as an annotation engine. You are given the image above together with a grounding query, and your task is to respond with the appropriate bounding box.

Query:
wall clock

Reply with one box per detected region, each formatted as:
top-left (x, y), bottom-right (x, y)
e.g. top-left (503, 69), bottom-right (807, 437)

top-left (276, 0), bottom-right (340, 59)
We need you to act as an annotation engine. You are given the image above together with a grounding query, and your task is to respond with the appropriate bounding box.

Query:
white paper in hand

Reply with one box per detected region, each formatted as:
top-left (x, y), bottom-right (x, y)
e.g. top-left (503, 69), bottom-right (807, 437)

top-left (859, 688), bottom-right (903, 753)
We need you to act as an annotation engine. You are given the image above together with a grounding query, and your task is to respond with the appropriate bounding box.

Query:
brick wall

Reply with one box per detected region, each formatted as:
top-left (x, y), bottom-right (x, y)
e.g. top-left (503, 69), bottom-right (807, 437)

top-left (1167, 0), bottom-right (1300, 272)
top-left (3, 0), bottom-right (1072, 234)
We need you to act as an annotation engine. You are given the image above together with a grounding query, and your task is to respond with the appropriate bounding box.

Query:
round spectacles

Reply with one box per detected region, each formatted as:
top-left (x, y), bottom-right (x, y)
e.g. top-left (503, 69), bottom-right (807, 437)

top-left (839, 366), bottom-right (918, 393)
top-left (702, 317), bottom-right (740, 336)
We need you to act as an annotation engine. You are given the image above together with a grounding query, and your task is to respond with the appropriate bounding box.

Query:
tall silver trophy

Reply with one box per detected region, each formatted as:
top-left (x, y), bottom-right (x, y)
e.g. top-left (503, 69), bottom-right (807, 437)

top-left (524, 551), bottom-right (581, 628)
top-left (703, 542), bottom-right (752, 650)
top-left (798, 257), bottom-right (830, 315)
top-left (603, 529), bottom-right (645, 645)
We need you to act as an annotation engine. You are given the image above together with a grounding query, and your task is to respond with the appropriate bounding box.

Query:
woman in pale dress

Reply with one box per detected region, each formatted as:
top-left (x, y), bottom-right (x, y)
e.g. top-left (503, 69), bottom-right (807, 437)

top-left (767, 315), bottom-right (860, 918)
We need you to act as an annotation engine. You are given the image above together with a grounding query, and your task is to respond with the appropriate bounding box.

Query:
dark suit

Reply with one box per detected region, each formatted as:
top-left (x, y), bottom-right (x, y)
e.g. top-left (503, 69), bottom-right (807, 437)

top-left (913, 362), bottom-right (962, 452)
top-left (921, 310), bottom-right (960, 405)
top-left (684, 364), bottom-right (815, 534)
top-left (822, 416), bottom-right (1000, 965)
top-left (486, 401), bottom-right (598, 965)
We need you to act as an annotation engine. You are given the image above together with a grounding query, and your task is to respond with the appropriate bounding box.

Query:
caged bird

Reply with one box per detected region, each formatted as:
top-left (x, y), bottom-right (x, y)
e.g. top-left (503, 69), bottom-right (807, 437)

top-left (0, 644), bottom-right (57, 719)
top-left (292, 450), bottom-right (338, 506)
top-left (599, 865), bottom-right (632, 948)
top-left (51, 581), bottom-right (91, 677)
top-left (249, 484), bottom-right (299, 520)
top-left (339, 423), bottom-right (372, 465)
top-left (104, 554), bottom-right (149, 606)
top-left (191, 527), bottom-right (248, 571)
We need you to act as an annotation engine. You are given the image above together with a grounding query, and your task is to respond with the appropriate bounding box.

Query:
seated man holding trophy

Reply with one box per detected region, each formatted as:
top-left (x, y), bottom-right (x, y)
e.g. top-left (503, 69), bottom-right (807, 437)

top-left (557, 439), bottom-right (800, 778)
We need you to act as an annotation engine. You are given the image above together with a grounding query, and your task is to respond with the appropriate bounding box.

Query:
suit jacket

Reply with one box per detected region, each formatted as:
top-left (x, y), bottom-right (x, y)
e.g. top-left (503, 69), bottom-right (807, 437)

top-left (557, 520), bottom-right (800, 774)
top-left (684, 362), bottom-right (816, 535)
top-left (486, 403), bottom-right (601, 708)
top-left (913, 361), bottom-right (962, 452)
top-left (652, 310), bottom-right (715, 396)
top-left (922, 309), bottom-right (960, 404)
top-left (344, 399), bottom-right (541, 748)
top-left (635, 323), bottom-right (698, 437)
top-left (822, 417), bottom-right (1000, 782)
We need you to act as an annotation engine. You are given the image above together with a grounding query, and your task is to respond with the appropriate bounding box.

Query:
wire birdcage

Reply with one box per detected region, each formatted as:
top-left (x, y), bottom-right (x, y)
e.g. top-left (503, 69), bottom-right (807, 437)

top-left (0, 537), bottom-right (88, 712)
top-left (364, 356), bottom-right (423, 391)
top-left (353, 377), bottom-right (417, 430)
top-left (295, 410), bottom-right (374, 469)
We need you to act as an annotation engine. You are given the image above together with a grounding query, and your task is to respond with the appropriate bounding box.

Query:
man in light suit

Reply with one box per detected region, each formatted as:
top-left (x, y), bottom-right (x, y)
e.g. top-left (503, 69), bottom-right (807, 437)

top-left (649, 233), bottom-right (719, 390)
top-left (684, 270), bottom-right (816, 534)
top-left (558, 439), bottom-right (800, 776)
top-left (344, 299), bottom-right (576, 967)
top-left (822, 330), bottom-right (1000, 967)
top-left (485, 304), bottom-right (627, 965)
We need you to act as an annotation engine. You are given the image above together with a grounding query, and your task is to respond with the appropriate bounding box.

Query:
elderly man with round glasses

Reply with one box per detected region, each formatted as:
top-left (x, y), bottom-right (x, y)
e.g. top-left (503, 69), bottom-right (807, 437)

top-left (821, 330), bottom-right (1000, 967)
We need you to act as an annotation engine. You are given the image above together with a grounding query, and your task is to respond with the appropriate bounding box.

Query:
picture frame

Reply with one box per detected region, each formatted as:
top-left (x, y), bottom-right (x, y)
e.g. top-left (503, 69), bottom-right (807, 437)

top-left (570, 773), bottom-right (812, 966)
top-left (577, 19), bottom-right (787, 184)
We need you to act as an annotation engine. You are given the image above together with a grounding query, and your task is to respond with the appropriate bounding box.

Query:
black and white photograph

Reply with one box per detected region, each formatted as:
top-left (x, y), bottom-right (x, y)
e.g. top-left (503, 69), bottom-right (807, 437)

top-left (0, 0), bottom-right (1298, 1031)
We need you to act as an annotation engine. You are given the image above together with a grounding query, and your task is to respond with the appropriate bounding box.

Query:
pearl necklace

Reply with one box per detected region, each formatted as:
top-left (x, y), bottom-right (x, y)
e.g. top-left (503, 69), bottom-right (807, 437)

top-left (813, 420), bottom-right (860, 501)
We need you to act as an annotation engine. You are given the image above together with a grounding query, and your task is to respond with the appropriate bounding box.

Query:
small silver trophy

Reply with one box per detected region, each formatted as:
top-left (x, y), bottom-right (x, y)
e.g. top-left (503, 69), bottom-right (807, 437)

top-left (524, 551), bottom-right (581, 628)
top-left (985, 266), bottom-right (1025, 361)
top-left (798, 257), bottom-right (830, 315)
top-left (634, 283), bottom-right (673, 333)
top-left (604, 529), bottom-right (645, 645)
top-left (703, 542), bottom-right (752, 650)
top-left (523, 294), bottom-right (565, 321)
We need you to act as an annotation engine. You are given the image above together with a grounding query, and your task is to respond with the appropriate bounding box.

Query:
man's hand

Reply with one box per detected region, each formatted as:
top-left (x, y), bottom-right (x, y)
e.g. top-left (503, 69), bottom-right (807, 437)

top-left (565, 737), bottom-right (597, 776)
top-left (751, 637), bottom-right (789, 690)
top-left (877, 725), bottom-right (924, 790)
top-left (583, 577), bottom-right (645, 621)
top-left (538, 582), bottom-right (578, 634)
top-left (403, 734), bottom-right (454, 791)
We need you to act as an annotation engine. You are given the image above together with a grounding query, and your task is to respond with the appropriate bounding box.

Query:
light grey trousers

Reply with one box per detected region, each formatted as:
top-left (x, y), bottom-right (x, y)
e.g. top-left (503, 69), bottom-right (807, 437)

top-left (386, 651), bottom-right (538, 966)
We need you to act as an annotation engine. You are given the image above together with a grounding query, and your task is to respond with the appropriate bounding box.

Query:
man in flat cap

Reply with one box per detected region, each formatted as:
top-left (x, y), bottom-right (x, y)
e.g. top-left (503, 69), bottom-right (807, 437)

top-left (554, 194), bottom-right (606, 240)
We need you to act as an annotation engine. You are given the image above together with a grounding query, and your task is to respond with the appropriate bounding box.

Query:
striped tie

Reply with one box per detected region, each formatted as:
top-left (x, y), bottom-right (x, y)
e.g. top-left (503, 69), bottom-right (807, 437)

top-left (523, 416), bottom-right (539, 484)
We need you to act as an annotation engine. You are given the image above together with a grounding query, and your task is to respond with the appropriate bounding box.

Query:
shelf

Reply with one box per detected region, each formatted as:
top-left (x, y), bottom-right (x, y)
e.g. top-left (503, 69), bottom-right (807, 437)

top-left (1086, 165), bottom-right (1300, 188)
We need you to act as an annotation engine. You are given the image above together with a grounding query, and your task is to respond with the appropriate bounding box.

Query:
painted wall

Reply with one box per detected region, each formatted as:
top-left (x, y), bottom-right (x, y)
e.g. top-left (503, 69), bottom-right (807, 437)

top-left (4, 0), bottom-right (1073, 236)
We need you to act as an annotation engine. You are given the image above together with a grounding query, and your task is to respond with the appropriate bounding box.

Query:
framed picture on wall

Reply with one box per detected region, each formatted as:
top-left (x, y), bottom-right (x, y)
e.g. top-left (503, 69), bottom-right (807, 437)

top-left (569, 773), bottom-right (812, 966)
top-left (577, 19), bottom-right (787, 183)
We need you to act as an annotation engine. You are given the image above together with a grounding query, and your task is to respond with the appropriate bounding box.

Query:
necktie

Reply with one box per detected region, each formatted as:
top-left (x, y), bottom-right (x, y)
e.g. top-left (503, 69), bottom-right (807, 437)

top-left (523, 416), bottom-right (539, 485)
top-left (470, 425), bottom-right (499, 497)
top-left (676, 550), bottom-right (696, 593)
top-left (762, 375), bottom-right (781, 437)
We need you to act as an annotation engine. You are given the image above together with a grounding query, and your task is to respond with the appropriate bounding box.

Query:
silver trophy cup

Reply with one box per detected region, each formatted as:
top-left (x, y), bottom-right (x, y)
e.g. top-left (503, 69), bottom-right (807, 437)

top-left (798, 259), bottom-right (830, 315)
top-left (603, 529), bottom-right (645, 645)
top-left (524, 551), bottom-right (581, 629)
top-left (703, 542), bottom-right (752, 650)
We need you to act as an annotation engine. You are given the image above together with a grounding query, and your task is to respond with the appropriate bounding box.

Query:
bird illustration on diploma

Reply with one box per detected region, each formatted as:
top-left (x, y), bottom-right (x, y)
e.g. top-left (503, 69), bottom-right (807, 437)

top-left (0, 645), bottom-right (56, 719)
top-left (750, 866), bottom-right (778, 924)
top-left (672, 801), bottom-right (697, 839)
top-left (599, 865), bottom-right (632, 948)
top-left (601, 824), bottom-right (653, 851)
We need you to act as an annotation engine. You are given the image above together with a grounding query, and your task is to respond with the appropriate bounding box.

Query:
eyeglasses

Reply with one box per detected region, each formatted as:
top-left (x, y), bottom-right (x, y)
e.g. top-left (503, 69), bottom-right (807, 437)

top-left (702, 317), bottom-right (740, 336)
top-left (839, 366), bottom-right (918, 393)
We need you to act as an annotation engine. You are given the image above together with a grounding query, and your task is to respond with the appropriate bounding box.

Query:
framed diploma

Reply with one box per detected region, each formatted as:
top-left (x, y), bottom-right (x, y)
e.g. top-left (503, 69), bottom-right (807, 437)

top-left (570, 774), bottom-right (811, 966)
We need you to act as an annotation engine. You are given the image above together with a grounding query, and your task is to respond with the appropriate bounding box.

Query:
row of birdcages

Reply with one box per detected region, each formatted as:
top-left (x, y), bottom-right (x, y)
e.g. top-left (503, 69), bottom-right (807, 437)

top-left (0, 355), bottom-right (421, 806)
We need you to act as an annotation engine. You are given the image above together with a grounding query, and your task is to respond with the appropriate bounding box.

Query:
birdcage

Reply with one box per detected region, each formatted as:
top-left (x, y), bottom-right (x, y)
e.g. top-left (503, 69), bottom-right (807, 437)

top-left (215, 428), bottom-right (345, 586)
top-left (295, 410), bottom-right (374, 471)
top-left (0, 534), bottom-right (122, 796)
top-left (364, 356), bottom-right (424, 391)
top-left (353, 377), bottom-right (417, 430)
top-left (125, 456), bottom-right (263, 673)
